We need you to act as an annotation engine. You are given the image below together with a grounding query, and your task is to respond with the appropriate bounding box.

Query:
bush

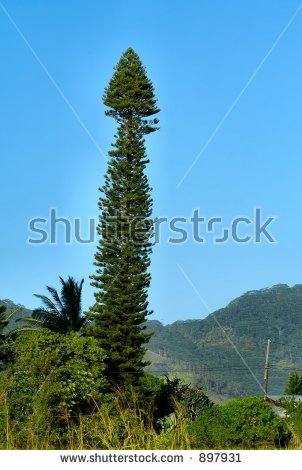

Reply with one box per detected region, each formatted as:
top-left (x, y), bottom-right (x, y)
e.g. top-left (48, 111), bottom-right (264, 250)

top-left (219, 397), bottom-right (290, 448)
top-left (138, 374), bottom-right (188, 428)
top-left (182, 386), bottom-right (214, 420)
top-left (0, 329), bottom-right (109, 438)
top-left (187, 404), bottom-right (227, 449)
top-left (188, 396), bottom-right (290, 449)
top-left (278, 397), bottom-right (302, 446)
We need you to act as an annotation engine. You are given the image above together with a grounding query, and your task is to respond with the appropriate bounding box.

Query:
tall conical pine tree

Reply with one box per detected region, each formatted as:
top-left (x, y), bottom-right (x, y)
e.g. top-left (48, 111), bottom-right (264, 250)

top-left (90, 48), bottom-right (159, 385)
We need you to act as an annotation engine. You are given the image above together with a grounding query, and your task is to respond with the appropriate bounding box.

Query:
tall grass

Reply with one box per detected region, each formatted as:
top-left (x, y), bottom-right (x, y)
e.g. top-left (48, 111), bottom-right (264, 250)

top-left (0, 388), bottom-right (191, 450)
top-left (1, 387), bottom-right (300, 450)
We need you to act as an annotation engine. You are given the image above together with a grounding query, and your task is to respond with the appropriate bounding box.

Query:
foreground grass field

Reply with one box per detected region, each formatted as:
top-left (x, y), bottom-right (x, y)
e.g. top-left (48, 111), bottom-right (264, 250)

top-left (1, 388), bottom-right (301, 450)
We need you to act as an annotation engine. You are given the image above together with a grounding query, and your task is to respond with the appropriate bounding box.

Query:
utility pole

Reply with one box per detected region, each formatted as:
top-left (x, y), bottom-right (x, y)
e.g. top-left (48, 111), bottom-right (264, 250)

top-left (264, 339), bottom-right (271, 400)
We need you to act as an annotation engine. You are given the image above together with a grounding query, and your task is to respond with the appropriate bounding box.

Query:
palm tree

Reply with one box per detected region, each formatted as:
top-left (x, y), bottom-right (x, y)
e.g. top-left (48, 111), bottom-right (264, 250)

top-left (0, 304), bottom-right (23, 337)
top-left (0, 305), bottom-right (8, 364)
top-left (22, 276), bottom-right (88, 334)
top-left (0, 304), bottom-right (22, 365)
top-left (0, 305), bottom-right (8, 335)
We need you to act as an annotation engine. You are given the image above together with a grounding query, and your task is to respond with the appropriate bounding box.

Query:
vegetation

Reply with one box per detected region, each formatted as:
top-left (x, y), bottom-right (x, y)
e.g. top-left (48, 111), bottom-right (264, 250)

top-left (275, 397), bottom-right (302, 448)
top-left (0, 299), bottom-right (32, 334)
top-left (0, 293), bottom-right (299, 450)
top-left (0, 365), bottom-right (294, 450)
top-left (0, 305), bottom-right (8, 365)
top-left (0, 328), bottom-right (108, 449)
top-left (0, 50), bottom-right (300, 451)
top-left (284, 371), bottom-right (302, 395)
top-left (89, 47), bottom-right (159, 386)
top-left (145, 284), bottom-right (302, 398)
top-left (188, 397), bottom-right (290, 449)
top-left (2, 329), bottom-right (107, 416)
top-left (0, 303), bottom-right (22, 368)
top-left (3, 283), bottom-right (302, 401)
top-left (21, 276), bottom-right (88, 334)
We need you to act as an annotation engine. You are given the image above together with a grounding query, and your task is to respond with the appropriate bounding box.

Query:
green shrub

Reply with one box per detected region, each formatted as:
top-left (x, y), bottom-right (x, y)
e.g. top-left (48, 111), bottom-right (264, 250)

top-left (188, 397), bottom-right (290, 449)
top-left (219, 397), bottom-right (290, 448)
top-left (138, 374), bottom-right (188, 428)
top-left (182, 386), bottom-right (214, 420)
top-left (0, 329), bottom-right (108, 440)
top-left (278, 397), bottom-right (302, 446)
top-left (187, 405), bottom-right (227, 449)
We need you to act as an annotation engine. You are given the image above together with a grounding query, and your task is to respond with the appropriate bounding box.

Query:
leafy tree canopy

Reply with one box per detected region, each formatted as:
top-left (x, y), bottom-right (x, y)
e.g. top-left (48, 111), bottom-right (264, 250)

top-left (2, 329), bottom-right (108, 422)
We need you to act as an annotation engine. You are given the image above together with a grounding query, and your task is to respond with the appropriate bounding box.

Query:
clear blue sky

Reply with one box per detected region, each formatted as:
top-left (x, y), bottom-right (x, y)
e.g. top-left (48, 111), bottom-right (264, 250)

top-left (1, 0), bottom-right (302, 324)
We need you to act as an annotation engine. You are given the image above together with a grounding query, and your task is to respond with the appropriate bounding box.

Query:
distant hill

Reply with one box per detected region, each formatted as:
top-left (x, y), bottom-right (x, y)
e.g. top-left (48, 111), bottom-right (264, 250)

top-left (2, 284), bottom-right (302, 399)
top-left (146, 284), bottom-right (302, 399)
top-left (0, 299), bottom-right (33, 332)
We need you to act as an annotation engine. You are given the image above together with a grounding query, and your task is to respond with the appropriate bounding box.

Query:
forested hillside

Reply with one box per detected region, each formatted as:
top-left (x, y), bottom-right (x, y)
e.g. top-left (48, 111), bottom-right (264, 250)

top-left (146, 284), bottom-right (302, 398)
top-left (3, 283), bottom-right (302, 399)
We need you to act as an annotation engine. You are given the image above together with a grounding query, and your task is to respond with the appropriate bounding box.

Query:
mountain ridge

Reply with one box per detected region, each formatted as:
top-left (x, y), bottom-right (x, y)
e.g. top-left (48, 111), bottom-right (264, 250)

top-left (146, 283), bottom-right (302, 399)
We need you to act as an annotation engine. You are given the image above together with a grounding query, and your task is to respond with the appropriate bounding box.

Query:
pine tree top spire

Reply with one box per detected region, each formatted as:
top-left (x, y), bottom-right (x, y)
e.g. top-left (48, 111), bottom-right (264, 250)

top-left (103, 47), bottom-right (159, 133)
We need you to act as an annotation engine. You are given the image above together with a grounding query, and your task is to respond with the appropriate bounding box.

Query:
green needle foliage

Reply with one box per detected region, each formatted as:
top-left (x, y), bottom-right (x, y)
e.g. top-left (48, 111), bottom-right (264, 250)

top-left (284, 371), bottom-right (302, 395)
top-left (90, 48), bottom-right (160, 386)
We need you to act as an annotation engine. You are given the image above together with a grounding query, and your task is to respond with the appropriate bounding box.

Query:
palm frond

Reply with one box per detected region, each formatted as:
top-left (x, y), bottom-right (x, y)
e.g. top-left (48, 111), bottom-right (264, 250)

top-left (6, 306), bottom-right (22, 322)
top-left (5, 326), bottom-right (42, 336)
top-left (33, 294), bottom-right (61, 315)
top-left (16, 316), bottom-right (44, 327)
top-left (31, 276), bottom-right (86, 334)
top-left (45, 286), bottom-right (65, 316)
